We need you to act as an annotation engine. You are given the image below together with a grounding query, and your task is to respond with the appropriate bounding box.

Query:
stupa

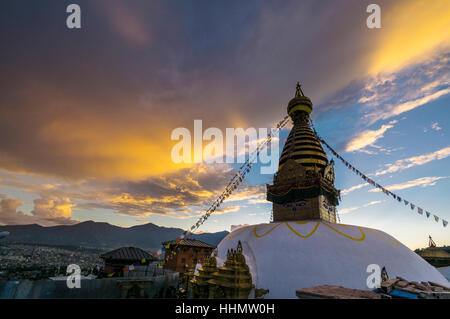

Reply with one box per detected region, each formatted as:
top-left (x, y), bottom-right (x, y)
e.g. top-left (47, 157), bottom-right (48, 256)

top-left (214, 83), bottom-right (449, 298)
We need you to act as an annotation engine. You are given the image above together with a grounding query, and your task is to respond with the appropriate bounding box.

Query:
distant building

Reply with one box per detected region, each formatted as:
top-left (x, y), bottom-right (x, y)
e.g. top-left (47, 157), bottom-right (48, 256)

top-left (416, 236), bottom-right (450, 267)
top-left (100, 247), bottom-right (152, 275)
top-left (162, 239), bottom-right (215, 273)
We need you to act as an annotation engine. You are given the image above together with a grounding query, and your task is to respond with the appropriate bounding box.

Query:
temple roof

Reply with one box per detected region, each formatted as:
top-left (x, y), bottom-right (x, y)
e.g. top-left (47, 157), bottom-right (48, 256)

top-left (417, 247), bottom-right (450, 259)
top-left (162, 238), bottom-right (216, 249)
top-left (100, 246), bottom-right (151, 261)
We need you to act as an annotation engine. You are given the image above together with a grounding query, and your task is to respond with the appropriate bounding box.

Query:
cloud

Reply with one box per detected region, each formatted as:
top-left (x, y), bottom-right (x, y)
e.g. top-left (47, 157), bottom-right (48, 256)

top-left (0, 198), bottom-right (27, 225)
top-left (1, 1), bottom-right (448, 183)
top-left (368, 0), bottom-right (450, 75)
top-left (0, 196), bottom-right (77, 226)
top-left (0, 163), bottom-right (248, 222)
top-left (345, 120), bottom-right (397, 152)
top-left (227, 185), bottom-right (266, 203)
top-left (339, 200), bottom-right (383, 215)
top-left (431, 122), bottom-right (442, 131)
top-left (369, 176), bottom-right (449, 192)
top-left (32, 196), bottom-right (74, 220)
top-left (374, 146), bottom-right (450, 176)
top-left (212, 206), bottom-right (240, 215)
top-left (319, 54), bottom-right (449, 144)
top-left (80, 164), bottom-right (236, 217)
top-left (1, 0), bottom-right (449, 229)
top-left (363, 88), bottom-right (450, 124)
top-left (100, 0), bottom-right (151, 46)
top-left (341, 183), bottom-right (369, 196)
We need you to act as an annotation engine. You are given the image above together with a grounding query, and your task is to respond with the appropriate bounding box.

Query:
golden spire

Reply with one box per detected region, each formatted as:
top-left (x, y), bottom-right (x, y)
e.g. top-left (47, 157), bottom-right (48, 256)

top-left (295, 82), bottom-right (305, 97)
top-left (280, 83), bottom-right (328, 171)
top-left (288, 83), bottom-right (312, 118)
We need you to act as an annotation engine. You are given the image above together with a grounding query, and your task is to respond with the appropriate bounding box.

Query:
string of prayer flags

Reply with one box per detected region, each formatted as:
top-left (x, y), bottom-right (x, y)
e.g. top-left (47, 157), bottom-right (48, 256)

top-left (311, 122), bottom-right (448, 229)
top-left (182, 115), bottom-right (290, 237)
top-left (158, 115), bottom-right (292, 267)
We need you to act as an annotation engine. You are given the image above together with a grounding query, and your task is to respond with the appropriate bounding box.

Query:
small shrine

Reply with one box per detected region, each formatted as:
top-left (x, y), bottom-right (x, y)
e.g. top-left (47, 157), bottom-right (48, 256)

top-left (189, 241), bottom-right (254, 299)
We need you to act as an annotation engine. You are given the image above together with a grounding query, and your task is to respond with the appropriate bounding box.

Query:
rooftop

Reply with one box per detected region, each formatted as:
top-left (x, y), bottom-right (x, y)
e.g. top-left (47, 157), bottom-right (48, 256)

top-left (100, 246), bottom-right (151, 261)
top-left (162, 239), bottom-right (216, 249)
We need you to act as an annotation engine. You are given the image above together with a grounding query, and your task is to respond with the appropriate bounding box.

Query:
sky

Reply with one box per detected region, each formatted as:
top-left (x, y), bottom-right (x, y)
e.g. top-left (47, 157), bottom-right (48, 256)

top-left (0, 0), bottom-right (449, 250)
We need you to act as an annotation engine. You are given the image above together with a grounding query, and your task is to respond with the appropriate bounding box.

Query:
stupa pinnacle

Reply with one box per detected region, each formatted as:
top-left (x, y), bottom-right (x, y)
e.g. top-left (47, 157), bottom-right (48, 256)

top-left (267, 83), bottom-right (340, 223)
top-left (213, 83), bottom-right (449, 298)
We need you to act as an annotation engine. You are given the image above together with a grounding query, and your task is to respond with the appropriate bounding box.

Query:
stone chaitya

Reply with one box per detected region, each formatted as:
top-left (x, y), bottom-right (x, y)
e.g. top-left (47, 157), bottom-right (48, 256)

top-left (267, 83), bottom-right (340, 222)
top-left (190, 252), bottom-right (218, 298)
top-left (190, 241), bottom-right (254, 299)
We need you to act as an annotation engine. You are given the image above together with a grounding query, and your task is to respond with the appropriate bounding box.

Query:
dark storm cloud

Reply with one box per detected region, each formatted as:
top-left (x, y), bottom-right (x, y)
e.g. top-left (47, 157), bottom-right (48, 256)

top-left (0, 164), bottom-right (238, 220)
top-left (2, 0), bottom-right (447, 225)
top-left (0, 0), bottom-right (380, 180)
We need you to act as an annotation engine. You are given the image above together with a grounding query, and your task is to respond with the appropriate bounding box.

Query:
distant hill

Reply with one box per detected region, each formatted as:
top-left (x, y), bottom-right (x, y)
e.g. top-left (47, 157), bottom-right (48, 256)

top-left (0, 221), bottom-right (229, 251)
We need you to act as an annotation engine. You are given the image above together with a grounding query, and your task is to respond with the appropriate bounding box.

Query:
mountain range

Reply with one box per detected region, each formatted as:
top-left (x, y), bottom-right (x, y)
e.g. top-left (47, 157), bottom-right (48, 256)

top-left (0, 221), bottom-right (229, 251)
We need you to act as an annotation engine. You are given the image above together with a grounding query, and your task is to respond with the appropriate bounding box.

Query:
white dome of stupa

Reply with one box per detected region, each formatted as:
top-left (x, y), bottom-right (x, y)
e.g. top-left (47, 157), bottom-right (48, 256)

top-left (215, 220), bottom-right (449, 298)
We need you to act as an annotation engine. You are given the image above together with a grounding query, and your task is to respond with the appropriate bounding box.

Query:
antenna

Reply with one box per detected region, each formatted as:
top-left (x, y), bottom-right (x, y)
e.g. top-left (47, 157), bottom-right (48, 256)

top-left (429, 235), bottom-right (436, 247)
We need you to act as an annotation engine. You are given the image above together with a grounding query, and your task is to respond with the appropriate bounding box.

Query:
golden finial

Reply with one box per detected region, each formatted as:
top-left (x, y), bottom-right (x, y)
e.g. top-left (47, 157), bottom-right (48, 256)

top-left (295, 82), bottom-right (305, 97)
top-left (237, 240), bottom-right (243, 253)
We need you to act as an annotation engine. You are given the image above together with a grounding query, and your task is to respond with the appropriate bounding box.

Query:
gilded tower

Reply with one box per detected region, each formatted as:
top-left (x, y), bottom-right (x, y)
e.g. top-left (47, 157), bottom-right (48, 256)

top-left (267, 83), bottom-right (340, 222)
top-left (190, 242), bottom-right (253, 299)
